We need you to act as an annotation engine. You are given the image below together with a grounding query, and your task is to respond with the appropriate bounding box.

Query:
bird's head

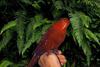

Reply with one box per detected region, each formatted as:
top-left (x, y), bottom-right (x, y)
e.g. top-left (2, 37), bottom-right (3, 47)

top-left (53, 18), bottom-right (70, 31)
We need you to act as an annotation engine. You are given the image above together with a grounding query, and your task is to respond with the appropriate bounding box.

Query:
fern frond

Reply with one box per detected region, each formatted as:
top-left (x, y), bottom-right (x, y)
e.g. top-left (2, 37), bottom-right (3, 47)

top-left (0, 20), bottom-right (16, 35)
top-left (16, 19), bottom-right (25, 54)
top-left (78, 12), bottom-right (91, 28)
top-left (22, 15), bottom-right (51, 55)
top-left (32, 1), bottom-right (41, 10)
top-left (70, 12), bottom-right (92, 65)
top-left (0, 30), bottom-right (13, 52)
top-left (84, 28), bottom-right (100, 45)
top-left (25, 18), bottom-right (34, 42)
top-left (32, 15), bottom-right (43, 30)
top-left (22, 29), bottom-right (42, 55)
top-left (82, 0), bottom-right (100, 17)
top-left (54, 0), bottom-right (64, 10)
top-left (32, 15), bottom-right (49, 30)
top-left (0, 60), bottom-right (13, 67)
top-left (95, 33), bottom-right (100, 39)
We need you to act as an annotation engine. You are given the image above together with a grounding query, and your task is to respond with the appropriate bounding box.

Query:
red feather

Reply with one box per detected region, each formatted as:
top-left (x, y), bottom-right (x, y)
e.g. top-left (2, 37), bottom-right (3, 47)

top-left (27, 18), bottom-right (70, 67)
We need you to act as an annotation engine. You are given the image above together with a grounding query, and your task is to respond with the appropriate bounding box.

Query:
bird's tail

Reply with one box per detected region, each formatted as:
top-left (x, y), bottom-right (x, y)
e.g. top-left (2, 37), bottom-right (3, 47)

top-left (27, 54), bottom-right (39, 67)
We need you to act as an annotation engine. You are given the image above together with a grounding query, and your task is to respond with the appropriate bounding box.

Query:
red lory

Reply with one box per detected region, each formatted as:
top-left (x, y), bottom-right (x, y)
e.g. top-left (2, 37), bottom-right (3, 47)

top-left (28, 18), bottom-right (70, 67)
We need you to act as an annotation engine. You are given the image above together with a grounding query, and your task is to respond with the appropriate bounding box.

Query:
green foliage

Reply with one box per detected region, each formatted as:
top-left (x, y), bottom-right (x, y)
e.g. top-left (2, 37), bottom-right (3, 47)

top-left (70, 12), bottom-right (92, 65)
top-left (95, 33), bottom-right (100, 39)
top-left (0, 0), bottom-right (7, 6)
top-left (54, 0), bottom-right (64, 10)
top-left (22, 30), bottom-right (41, 55)
top-left (16, 19), bottom-right (25, 54)
top-left (0, 20), bottom-right (16, 35)
top-left (78, 12), bottom-right (91, 28)
top-left (0, 60), bottom-right (13, 67)
top-left (32, 15), bottom-right (47, 30)
top-left (84, 28), bottom-right (100, 45)
top-left (20, 0), bottom-right (32, 4)
top-left (0, 0), bottom-right (100, 67)
top-left (0, 30), bottom-right (13, 51)
top-left (22, 15), bottom-right (51, 55)
top-left (32, 1), bottom-right (41, 10)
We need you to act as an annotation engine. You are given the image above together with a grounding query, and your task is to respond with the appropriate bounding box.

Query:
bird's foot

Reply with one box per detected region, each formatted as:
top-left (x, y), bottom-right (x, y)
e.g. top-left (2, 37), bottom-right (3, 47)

top-left (52, 49), bottom-right (59, 54)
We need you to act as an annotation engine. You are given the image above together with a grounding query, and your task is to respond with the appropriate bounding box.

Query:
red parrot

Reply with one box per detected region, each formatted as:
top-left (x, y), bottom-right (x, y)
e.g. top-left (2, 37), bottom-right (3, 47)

top-left (27, 18), bottom-right (70, 67)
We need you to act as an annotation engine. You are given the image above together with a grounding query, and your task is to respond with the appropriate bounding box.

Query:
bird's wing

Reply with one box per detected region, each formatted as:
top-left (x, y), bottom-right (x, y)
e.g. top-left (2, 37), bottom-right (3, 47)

top-left (34, 28), bottom-right (66, 55)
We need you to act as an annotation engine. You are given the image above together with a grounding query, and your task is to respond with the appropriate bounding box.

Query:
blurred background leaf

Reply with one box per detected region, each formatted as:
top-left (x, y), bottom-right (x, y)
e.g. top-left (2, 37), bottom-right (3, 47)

top-left (0, 60), bottom-right (13, 67)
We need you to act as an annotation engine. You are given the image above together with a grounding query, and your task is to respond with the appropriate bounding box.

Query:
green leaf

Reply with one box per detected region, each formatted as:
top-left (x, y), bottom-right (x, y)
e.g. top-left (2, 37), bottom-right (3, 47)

top-left (0, 60), bottom-right (13, 67)
top-left (22, 30), bottom-right (42, 55)
top-left (33, 22), bottom-right (42, 30)
top-left (84, 28), bottom-right (100, 45)
top-left (54, 0), bottom-right (64, 10)
top-left (25, 18), bottom-right (34, 42)
top-left (52, 9), bottom-right (62, 18)
top-left (0, 30), bottom-right (12, 52)
top-left (32, 1), bottom-right (40, 9)
top-left (95, 33), bottom-right (100, 39)
top-left (63, 64), bottom-right (66, 67)
top-left (22, 15), bottom-right (51, 55)
top-left (70, 12), bottom-right (92, 65)
top-left (33, 15), bottom-right (50, 30)
top-left (32, 15), bottom-right (43, 30)
top-left (16, 19), bottom-right (25, 54)
top-left (0, 20), bottom-right (16, 35)
top-left (79, 12), bottom-right (91, 28)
